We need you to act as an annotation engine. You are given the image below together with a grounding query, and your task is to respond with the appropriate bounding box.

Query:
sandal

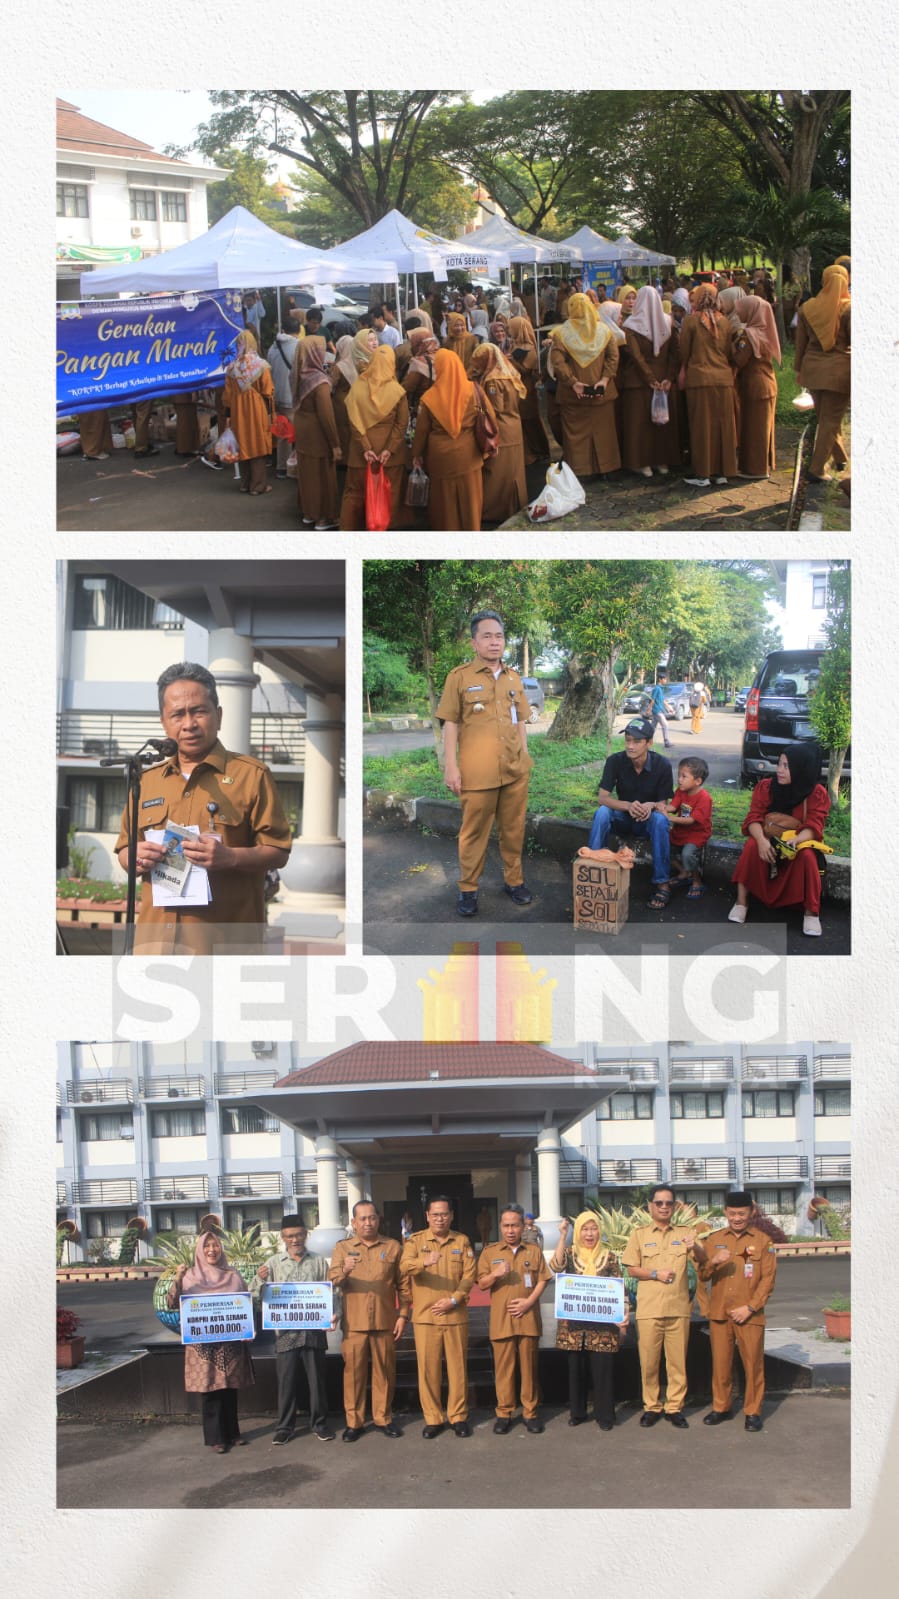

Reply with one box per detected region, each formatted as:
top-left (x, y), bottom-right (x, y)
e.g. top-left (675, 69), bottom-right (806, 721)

top-left (687, 884), bottom-right (707, 900)
top-left (647, 884), bottom-right (671, 911)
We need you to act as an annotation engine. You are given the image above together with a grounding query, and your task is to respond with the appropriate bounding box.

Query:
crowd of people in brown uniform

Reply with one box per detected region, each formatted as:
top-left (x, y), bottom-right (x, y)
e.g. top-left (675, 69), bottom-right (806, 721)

top-left (76, 259), bottom-right (850, 531)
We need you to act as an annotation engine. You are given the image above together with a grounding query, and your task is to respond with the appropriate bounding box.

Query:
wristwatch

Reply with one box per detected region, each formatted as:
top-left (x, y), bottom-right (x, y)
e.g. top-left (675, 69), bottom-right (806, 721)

top-left (650, 1270), bottom-right (658, 1281)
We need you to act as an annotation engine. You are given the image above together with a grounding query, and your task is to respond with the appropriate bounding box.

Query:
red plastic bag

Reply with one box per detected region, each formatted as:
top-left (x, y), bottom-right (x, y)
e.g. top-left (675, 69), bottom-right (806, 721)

top-left (365, 461), bottom-right (392, 531)
top-left (271, 413), bottom-right (295, 442)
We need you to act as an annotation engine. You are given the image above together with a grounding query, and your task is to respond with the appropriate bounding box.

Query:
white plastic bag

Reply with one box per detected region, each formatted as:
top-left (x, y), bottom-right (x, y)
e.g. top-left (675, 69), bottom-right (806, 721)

top-left (792, 389), bottom-right (815, 411)
top-left (286, 449), bottom-right (297, 480)
top-left (651, 388), bottom-right (669, 425)
top-left (56, 432), bottom-right (81, 456)
top-left (215, 426), bottom-right (240, 462)
top-left (526, 459), bottom-right (586, 522)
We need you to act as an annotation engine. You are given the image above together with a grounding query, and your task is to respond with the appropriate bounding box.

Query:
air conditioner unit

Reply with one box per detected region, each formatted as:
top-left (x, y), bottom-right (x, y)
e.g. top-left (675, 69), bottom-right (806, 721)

top-left (131, 226), bottom-right (142, 238)
top-left (167, 1088), bottom-right (181, 1098)
top-left (251, 1041), bottom-right (275, 1058)
top-left (684, 1160), bottom-right (699, 1174)
top-left (121, 1128), bottom-right (134, 1140)
top-left (80, 1091), bottom-right (94, 1103)
top-left (613, 1162), bottom-right (629, 1177)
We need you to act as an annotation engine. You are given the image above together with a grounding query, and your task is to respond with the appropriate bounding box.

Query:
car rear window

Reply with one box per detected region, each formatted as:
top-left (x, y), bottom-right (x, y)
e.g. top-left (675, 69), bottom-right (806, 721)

top-left (760, 657), bottom-right (821, 696)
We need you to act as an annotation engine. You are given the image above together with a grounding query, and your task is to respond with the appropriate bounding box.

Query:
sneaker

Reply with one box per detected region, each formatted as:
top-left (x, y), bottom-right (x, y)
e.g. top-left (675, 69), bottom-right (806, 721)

top-left (503, 882), bottom-right (533, 906)
top-left (134, 445), bottom-right (161, 458)
top-left (457, 891), bottom-right (478, 917)
top-left (301, 517), bottom-right (314, 525)
top-left (684, 477), bottom-right (710, 487)
top-left (276, 470), bottom-right (287, 479)
top-left (313, 1424), bottom-right (335, 1442)
top-left (314, 520), bottom-right (337, 531)
top-left (728, 903), bottom-right (748, 924)
top-left (656, 465), bottom-right (669, 475)
top-left (635, 465), bottom-right (653, 478)
top-left (84, 452), bottom-right (109, 461)
top-left (802, 913), bottom-right (823, 937)
top-left (200, 455), bottom-right (224, 471)
top-left (713, 475), bottom-right (728, 485)
top-left (272, 1430), bottom-right (291, 1445)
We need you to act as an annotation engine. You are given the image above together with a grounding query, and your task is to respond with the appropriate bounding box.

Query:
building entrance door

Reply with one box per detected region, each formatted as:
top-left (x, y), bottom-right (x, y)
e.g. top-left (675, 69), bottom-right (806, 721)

top-left (382, 1173), bottom-right (478, 1245)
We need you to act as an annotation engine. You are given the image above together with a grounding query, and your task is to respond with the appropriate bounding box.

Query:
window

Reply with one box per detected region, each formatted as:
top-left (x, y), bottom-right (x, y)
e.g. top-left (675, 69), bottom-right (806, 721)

top-left (85, 1210), bottom-right (130, 1238)
top-left (155, 1207), bottom-right (203, 1234)
top-left (752, 1187), bottom-right (797, 1213)
top-left (222, 1106), bottom-right (281, 1136)
top-left (79, 1112), bottom-right (134, 1142)
top-left (224, 1203), bottom-right (282, 1232)
top-left (742, 1090), bottom-right (795, 1118)
top-left (818, 1186), bottom-right (850, 1208)
top-left (676, 1189), bottom-right (727, 1211)
top-left (815, 1087), bottom-right (851, 1116)
top-left (670, 1092), bottom-right (724, 1119)
top-left (275, 781), bottom-right (303, 838)
top-left (66, 777), bottom-right (127, 834)
top-left (74, 574), bottom-right (184, 631)
top-left (130, 188), bottom-right (157, 221)
top-left (597, 1091), bottom-right (653, 1121)
top-left (56, 1112), bottom-right (63, 1143)
top-left (150, 1107), bottom-right (206, 1138)
top-left (811, 573), bottom-right (828, 609)
top-left (161, 191), bottom-right (187, 222)
top-left (57, 182), bottom-right (89, 218)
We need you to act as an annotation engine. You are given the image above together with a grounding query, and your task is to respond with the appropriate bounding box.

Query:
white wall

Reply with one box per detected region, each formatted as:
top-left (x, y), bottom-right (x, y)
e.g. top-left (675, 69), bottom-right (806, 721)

top-left (671, 1120), bottom-right (727, 1145)
top-left (742, 1118), bottom-right (798, 1143)
top-left (815, 1116), bottom-right (851, 1140)
top-left (70, 629), bottom-right (179, 684)
top-left (597, 1121), bottom-right (658, 1147)
top-left (80, 1138), bottom-right (136, 1166)
top-left (150, 1136), bottom-right (207, 1163)
top-left (221, 1133), bottom-right (282, 1160)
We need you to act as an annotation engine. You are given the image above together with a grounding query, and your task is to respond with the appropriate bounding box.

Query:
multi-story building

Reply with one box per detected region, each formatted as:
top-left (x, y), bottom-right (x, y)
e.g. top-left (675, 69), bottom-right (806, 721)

top-left (56, 1040), bottom-right (849, 1262)
top-left (56, 99), bottom-right (228, 300)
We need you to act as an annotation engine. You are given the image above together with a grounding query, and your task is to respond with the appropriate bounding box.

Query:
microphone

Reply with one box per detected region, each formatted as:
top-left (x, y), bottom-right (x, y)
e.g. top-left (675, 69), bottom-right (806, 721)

top-left (147, 739), bottom-right (178, 757)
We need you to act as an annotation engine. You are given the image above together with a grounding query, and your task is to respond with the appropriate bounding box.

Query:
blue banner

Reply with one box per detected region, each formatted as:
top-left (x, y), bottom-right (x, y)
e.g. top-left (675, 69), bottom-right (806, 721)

top-left (57, 290), bottom-right (245, 417)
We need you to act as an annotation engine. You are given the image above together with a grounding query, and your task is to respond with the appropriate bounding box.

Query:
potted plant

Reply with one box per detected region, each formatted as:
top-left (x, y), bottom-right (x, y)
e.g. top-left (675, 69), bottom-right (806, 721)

top-left (56, 1306), bottom-right (85, 1368)
top-left (146, 1225), bottom-right (268, 1334)
top-left (823, 1293), bottom-right (850, 1339)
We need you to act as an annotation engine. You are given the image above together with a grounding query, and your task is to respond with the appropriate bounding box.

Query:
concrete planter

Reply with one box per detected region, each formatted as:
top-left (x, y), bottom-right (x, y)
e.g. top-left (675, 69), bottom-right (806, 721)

top-left (56, 1336), bottom-right (85, 1369)
top-left (823, 1308), bottom-right (851, 1340)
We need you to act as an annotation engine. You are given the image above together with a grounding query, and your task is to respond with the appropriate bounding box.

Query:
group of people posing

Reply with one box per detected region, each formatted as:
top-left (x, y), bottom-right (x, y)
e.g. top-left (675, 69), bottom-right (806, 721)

top-left (167, 1187), bottom-right (777, 1450)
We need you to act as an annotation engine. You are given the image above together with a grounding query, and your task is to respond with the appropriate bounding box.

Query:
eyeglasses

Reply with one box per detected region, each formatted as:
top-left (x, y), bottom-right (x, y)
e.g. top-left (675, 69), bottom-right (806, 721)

top-left (651, 1200), bottom-right (674, 1207)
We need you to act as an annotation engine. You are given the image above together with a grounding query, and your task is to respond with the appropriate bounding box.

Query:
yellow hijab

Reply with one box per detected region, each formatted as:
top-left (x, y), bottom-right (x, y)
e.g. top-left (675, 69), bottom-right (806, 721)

top-left (344, 345), bottom-right (405, 434)
top-left (802, 264), bottom-right (850, 352)
top-left (551, 291), bottom-right (611, 368)
top-left (420, 348), bottom-right (473, 438)
top-left (468, 341), bottom-right (527, 399)
top-left (570, 1210), bottom-right (612, 1275)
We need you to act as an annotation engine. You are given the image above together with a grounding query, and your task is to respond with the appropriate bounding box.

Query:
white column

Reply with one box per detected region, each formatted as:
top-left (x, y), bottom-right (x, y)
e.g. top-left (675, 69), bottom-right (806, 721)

top-left (301, 690), bottom-right (342, 842)
top-left (345, 1157), bottom-right (366, 1216)
top-left (536, 1126), bottom-right (562, 1251)
top-left (307, 1134), bottom-right (345, 1257)
top-left (207, 630), bottom-right (258, 755)
top-left (515, 1153), bottom-right (533, 1214)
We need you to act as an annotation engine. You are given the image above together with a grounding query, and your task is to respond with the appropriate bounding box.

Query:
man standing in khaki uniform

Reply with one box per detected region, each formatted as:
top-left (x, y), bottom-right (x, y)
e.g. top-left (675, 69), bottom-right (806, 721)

top-left (697, 1191), bottom-right (778, 1433)
top-left (400, 1195), bottom-right (477, 1439)
top-left (477, 1203), bottom-right (551, 1434)
top-left (622, 1184), bottom-right (708, 1429)
top-left (328, 1201), bottom-right (410, 1442)
top-left (437, 609), bottom-right (533, 917)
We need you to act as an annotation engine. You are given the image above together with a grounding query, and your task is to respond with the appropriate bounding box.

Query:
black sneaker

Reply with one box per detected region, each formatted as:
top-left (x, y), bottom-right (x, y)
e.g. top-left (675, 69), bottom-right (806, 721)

top-left (272, 1430), bottom-right (291, 1445)
top-left (314, 1424), bottom-right (335, 1442)
top-left (134, 445), bottom-right (161, 458)
top-left (503, 882), bottom-right (533, 906)
top-left (200, 455), bottom-right (224, 472)
top-left (457, 892), bottom-right (478, 917)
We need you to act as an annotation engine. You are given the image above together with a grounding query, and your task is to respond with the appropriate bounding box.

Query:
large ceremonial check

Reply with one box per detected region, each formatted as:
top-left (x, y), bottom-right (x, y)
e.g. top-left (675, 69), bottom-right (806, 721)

top-left (554, 1274), bottom-right (626, 1323)
top-left (261, 1281), bottom-right (333, 1331)
top-left (56, 290), bottom-right (245, 416)
top-left (179, 1292), bottom-right (255, 1344)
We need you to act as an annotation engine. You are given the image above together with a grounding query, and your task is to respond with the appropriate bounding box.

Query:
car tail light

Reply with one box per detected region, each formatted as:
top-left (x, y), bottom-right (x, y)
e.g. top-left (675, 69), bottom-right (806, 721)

top-left (745, 688), bottom-right (760, 730)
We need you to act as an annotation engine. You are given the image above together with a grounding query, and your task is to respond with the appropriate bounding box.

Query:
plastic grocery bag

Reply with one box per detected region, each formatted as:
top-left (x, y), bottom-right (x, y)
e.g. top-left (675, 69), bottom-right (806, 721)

top-left (286, 449), bottom-right (297, 480)
top-left (651, 388), bottom-right (670, 425)
top-left (56, 432), bottom-right (81, 455)
top-left (792, 389), bottom-right (815, 411)
top-left (405, 464), bottom-right (430, 508)
top-left (365, 461), bottom-right (392, 531)
top-left (526, 459), bottom-right (586, 522)
top-left (215, 426), bottom-right (240, 462)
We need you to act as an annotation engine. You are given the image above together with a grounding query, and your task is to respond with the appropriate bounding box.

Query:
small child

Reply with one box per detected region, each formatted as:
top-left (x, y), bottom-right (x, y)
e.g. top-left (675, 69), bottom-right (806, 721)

top-left (666, 756), bottom-right (712, 898)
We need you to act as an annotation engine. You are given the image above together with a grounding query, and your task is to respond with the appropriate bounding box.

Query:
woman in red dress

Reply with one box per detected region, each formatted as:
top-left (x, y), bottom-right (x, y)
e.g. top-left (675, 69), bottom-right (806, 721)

top-left (728, 743), bottom-right (830, 936)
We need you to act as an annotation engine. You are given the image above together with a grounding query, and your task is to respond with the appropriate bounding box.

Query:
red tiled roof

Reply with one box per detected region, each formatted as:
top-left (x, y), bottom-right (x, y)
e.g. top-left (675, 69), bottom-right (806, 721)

top-left (276, 1043), bottom-right (589, 1088)
top-left (57, 99), bottom-right (184, 165)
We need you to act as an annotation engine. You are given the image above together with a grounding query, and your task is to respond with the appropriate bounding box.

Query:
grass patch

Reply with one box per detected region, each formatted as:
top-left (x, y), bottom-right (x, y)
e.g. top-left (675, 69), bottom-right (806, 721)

top-left (775, 346), bottom-right (807, 431)
top-left (364, 739), bottom-right (851, 856)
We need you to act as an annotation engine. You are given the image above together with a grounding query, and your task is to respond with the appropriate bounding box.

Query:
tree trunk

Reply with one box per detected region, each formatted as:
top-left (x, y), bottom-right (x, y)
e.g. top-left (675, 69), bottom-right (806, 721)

top-left (521, 633), bottom-right (531, 676)
top-left (825, 745), bottom-right (847, 808)
top-left (546, 657), bottom-right (605, 741)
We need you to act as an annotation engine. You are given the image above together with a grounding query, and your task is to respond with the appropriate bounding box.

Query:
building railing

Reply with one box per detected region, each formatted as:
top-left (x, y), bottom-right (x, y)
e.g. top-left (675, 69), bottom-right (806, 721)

top-left (292, 1170), bottom-right (348, 1197)
top-left (58, 711), bottom-right (307, 766)
top-left (559, 1159), bottom-right (587, 1185)
top-left (598, 1159), bottom-right (663, 1184)
top-left (814, 1155), bottom-right (852, 1180)
top-left (672, 1157), bottom-right (736, 1182)
top-left (668, 1058), bottom-right (734, 1083)
top-left (743, 1055), bottom-right (808, 1081)
top-left (218, 1172), bottom-right (283, 1199)
top-left (590, 1059), bottom-right (660, 1083)
top-left (72, 1179), bottom-right (138, 1205)
top-left (744, 1155), bottom-right (808, 1180)
top-left (214, 1071), bottom-right (278, 1096)
top-left (139, 1075), bottom-right (207, 1101)
top-left (67, 1079), bottom-right (133, 1105)
top-left (144, 1176), bottom-right (210, 1202)
top-left (57, 1182), bottom-right (67, 1207)
top-left (814, 1055), bottom-right (852, 1081)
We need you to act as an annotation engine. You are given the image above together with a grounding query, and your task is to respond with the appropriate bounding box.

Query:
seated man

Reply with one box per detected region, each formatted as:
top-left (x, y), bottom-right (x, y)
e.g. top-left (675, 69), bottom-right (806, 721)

top-left (581, 717), bottom-right (674, 910)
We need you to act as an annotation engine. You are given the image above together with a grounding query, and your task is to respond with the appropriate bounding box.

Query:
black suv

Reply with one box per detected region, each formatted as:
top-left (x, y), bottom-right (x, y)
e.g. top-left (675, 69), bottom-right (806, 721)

top-left (741, 648), bottom-right (849, 784)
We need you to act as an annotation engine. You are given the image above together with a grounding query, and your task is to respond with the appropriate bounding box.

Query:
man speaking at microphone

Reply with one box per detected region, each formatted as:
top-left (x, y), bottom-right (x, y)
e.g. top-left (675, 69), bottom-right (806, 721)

top-left (114, 661), bottom-right (291, 954)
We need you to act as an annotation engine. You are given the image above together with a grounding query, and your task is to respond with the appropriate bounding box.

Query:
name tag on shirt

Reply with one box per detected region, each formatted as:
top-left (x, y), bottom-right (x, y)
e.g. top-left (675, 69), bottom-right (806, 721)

top-left (744, 1262), bottom-right (754, 1278)
top-left (524, 1272), bottom-right (533, 1288)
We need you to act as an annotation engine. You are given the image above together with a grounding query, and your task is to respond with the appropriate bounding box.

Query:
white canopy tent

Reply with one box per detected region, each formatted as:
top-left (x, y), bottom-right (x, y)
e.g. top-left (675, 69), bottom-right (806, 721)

top-left (557, 225), bottom-right (629, 263)
top-left (453, 213), bottom-right (583, 336)
top-left (614, 233), bottom-right (677, 268)
top-left (81, 205), bottom-right (398, 298)
top-left (321, 208), bottom-right (511, 321)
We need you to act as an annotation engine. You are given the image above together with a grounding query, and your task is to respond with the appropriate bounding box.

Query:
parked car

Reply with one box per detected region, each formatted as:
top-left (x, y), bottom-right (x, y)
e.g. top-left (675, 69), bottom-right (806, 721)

top-left (282, 288), bottom-right (369, 330)
top-left (521, 677), bottom-right (545, 720)
top-left (621, 681), bottom-right (690, 719)
top-left (734, 686), bottom-right (752, 713)
top-left (740, 648), bottom-right (849, 785)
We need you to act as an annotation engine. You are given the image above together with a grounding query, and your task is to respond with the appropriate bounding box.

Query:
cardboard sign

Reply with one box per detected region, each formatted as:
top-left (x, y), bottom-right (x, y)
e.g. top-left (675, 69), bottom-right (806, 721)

top-left (260, 1280), bottom-right (333, 1331)
top-left (179, 1292), bottom-right (255, 1344)
top-left (572, 859), bottom-right (630, 934)
top-left (554, 1273), bottom-right (626, 1324)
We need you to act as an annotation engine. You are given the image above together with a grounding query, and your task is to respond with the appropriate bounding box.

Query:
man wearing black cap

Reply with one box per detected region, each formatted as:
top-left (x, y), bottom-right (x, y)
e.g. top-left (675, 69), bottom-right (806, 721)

top-left (697, 1192), bottom-right (778, 1432)
top-left (585, 717), bottom-right (674, 909)
top-left (251, 1217), bottom-right (339, 1445)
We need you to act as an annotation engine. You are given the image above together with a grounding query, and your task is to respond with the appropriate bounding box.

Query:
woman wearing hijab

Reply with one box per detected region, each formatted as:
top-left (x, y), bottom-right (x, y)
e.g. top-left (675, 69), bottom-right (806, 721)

top-left (222, 329), bottom-right (275, 495)
top-left (548, 292), bottom-right (621, 478)
top-left (678, 284), bottom-right (738, 487)
top-left (506, 315), bottom-right (545, 462)
top-left (728, 742), bottom-right (830, 936)
top-left (167, 1231), bottom-right (255, 1454)
top-left (549, 1212), bottom-right (628, 1430)
top-left (467, 343), bottom-right (528, 522)
top-left (490, 316), bottom-right (511, 353)
top-left (330, 334), bottom-right (358, 460)
top-left (616, 284), bottom-right (638, 322)
top-left (339, 346), bottom-right (409, 531)
top-left (794, 264), bottom-right (851, 482)
top-left (443, 311), bottom-right (479, 370)
top-left (291, 336), bottom-right (342, 530)
top-left (470, 307), bottom-right (491, 344)
top-left (620, 285), bottom-right (681, 477)
top-left (730, 294), bottom-right (782, 478)
top-left (403, 326), bottom-right (439, 409)
top-left (411, 348), bottom-right (496, 531)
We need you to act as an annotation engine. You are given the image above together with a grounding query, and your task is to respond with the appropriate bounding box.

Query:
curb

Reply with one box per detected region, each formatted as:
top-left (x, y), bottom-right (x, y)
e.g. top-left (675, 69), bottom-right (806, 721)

top-left (365, 790), bottom-right (851, 902)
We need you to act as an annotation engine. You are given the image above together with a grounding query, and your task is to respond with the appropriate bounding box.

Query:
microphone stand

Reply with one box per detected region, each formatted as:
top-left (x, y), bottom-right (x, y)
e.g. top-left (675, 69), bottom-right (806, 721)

top-left (100, 739), bottom-right (177, 956)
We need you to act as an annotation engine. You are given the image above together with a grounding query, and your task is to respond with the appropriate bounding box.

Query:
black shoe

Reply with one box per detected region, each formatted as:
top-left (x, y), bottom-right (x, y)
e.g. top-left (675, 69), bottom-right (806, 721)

top-left (668, 1413), bottom-right (689, 1429)
top-left (452, 1422), bottom-right (472, 1437)
top-left (503, 882), bottom-right (533, 906)
top-left (342, 1427), bottom-right (363, 1442)
top-left (744, 1414), bottom-right (763, 1433)
top-left (568, 1416), bottom-right (586, 1427)
top-left (422, 1424), bottom-right (444, 1440)
top-left (525, 1417), bottom-right (544, 1434)
top-left (597, 1420), bottom-right (614, 1431)
top-left (378, 1423), bottom-right (402, 1438)
top-left (272, 1430), bottom-right (291, 1445)
top-left (493, 1418), bottom-right (512, 1435)
top-left (200, 455), bottom-right (224, 471)
top-left (134, 446), bottom-right (160, 457)
top-left (457, 891), bottom-right (478, 917)
top-left (703, 1410), bottom-right (732, 1426)
top-left (640, 1411), bottom-right (662, 1428)
top-left (314, 1424), bottom-right (335, 1442)
top-left (276, 470), bottom-right (287, 479)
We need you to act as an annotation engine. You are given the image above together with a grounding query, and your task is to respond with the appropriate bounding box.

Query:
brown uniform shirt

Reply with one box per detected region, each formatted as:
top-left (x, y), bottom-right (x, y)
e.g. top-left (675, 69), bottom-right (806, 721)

top-left (678, 315), bottom-right (736, 388)
top-left (114, 739), bottom-right (291, 952)
top-left (477, 1239), bottom-right (551, 1339)
top-left (437, 659), bottom-right (532, 792)
top-left (622, 1223), bottom-right (698, 1319)
top-left (400, 1229), bottom-right (477, 1326)
top-left (696, 1225), bottom-right (777, 1323)
top-left (328, 1235), bottom-right (410, 1332)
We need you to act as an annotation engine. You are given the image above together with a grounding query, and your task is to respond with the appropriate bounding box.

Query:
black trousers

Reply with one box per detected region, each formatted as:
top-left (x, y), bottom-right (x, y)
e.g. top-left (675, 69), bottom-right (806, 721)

top-left (568, 1348), bottom-right (616, 1426)
top-left (276, 1345), bottom-right (328, 1434)
top-left (201, 1388), bottom-right (240, 1447)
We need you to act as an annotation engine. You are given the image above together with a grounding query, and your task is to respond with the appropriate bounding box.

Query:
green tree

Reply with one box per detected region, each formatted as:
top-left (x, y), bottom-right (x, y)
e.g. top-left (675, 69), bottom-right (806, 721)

top-left (611, 96), bottom-right (746, 260)
top-left (204, 148), bottom-right (295, 232)
top-left (286, 161), bottom-right (476, 250)
top-left (809, 561), bottom-right (851, 805)
top-left (363, 632), bottom-right (422, 716)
